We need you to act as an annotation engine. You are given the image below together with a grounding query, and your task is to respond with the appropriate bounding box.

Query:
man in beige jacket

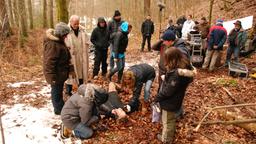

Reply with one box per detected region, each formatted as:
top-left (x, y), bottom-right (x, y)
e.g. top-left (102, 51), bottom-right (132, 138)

top-left (65, 15), bottom-right (90, 95)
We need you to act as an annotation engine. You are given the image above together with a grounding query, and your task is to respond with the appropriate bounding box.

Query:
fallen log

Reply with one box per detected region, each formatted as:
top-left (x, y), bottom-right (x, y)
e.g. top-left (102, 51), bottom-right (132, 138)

top-left (193, 119), bottom-right (256, 126)
top-left (194, 103), bottom-right (256, 132)
top-left (219, 110), bottom-right (256, 133)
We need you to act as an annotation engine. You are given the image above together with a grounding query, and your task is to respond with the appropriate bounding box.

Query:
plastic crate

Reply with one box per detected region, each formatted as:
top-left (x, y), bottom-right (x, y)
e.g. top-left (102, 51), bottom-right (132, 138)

top-left (228, 62), bottom-right (248, 78)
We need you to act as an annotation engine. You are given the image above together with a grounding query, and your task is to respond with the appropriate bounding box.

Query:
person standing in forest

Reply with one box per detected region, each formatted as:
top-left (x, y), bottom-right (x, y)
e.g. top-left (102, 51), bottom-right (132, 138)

top-left (141, 15), bottom-right (154, 52)
top-left (43, 22), bottom-right (74, 115)
top-left (224, 20), bottom-right (247, 65)
top-left (176, 15), bottom-right (186, 38)
top-left (198, 17), bottom-right (210, 50)
top-left (65, 15), bottom-right (90, 96)
top-left (108, 22), bottom-right (132, 83)
top-left (181, 15), bottom-right (195, 40)
top-left (202, 19), bottom-right (227, 71)
top-left (154, 47), bottom-right (195, 143)
top-left (90, 17), bottom-right (110, 79)
top-left (108, 10), bottom-right (124, 70)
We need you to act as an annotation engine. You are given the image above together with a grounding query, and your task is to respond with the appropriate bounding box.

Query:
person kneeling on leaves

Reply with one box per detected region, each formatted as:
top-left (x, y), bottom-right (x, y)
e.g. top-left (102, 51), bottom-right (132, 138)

top-left (60, 83), bottom-right (127, 139)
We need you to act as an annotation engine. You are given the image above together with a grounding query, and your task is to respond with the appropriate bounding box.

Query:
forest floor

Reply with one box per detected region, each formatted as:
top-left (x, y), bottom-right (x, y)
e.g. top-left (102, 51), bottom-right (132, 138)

top-left (0, 29), bottom-right (256, 144)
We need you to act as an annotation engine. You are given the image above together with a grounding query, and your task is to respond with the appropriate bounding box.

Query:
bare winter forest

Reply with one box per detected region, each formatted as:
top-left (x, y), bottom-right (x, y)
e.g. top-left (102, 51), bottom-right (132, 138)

top-left (0, 0), bottom-right (256, 144)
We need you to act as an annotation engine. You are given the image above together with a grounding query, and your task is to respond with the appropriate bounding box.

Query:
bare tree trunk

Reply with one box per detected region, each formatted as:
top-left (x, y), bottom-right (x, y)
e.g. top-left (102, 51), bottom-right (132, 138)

top-left (48, 0), bottom-right (54, 28)
top-left (43, 0), bottom-right (47, 28)
top-left (144, 0), bottom-right (151, 17)
top-left (6, 0), bottom-right (14, 27)
top-left (17, 0), bottom-right (28, 48)
top-left (0, 0), bottom-right (12, 37)
top-left (27, 0), bottom-right (33, 29)
top-left (12, 0), bottom-right (18, 26)
top-left (209, 0), bottom-right (214, 26)
top-left (56, 0), bottom-right (69, 23)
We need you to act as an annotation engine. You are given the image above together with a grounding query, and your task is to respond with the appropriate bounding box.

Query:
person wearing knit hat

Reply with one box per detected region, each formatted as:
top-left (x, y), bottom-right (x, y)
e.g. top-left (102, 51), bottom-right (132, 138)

top-left (224, 20), bottom-right (247, 65)
top-left (108, 10), bottom-right (124, 71)
top-left (43, 22), bottom-right (74, 115)
top-left (108, 22), bottom-right (132, 83)
top-left (202, 18), bottom-right (227, 71)
top-left (152, 30), bottom-right (190, 92)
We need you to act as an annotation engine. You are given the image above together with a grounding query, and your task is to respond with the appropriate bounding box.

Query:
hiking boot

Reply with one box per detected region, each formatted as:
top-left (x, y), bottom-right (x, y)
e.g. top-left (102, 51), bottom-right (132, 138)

top-left (60, 123), bottom-right (72, 139)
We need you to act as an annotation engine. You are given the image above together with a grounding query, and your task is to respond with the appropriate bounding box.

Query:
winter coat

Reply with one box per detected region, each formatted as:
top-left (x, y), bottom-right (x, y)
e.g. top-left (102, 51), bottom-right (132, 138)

top-left (65, 25), bottom-right (90, 83)
top-left (43, 29), bottom-right (73, 85)
top-left (152, 39), bottom-right (190, 73)
top-left (112, 31), bottom-right (129, 58)
top-left (108, 18), bottom-right (124, 42)
top-left (61, 84), bottom-right (97, 129)
top-left (90, 18), bottom-right (110, 50)
top-left (141, 19), bottom-right (154, 36)
top-left (176, 17), bottom-right (186, 26)
top-left (208, 24), bottom-right (227, 50)
top-left (155, 67), bottom-right (196, 112)
top-left (181, 20), bottom-right (195, 40)
top-left (128, 64), bottom-right (156, 100)
top-left (198, 22), bottom-right (210, 39)
top-left (228, 28), bottom-right (247, 49)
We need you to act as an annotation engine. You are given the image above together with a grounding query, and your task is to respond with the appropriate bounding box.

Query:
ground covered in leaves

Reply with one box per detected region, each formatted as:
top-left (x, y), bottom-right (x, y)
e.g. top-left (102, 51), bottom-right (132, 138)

top-left (1, 31), bottom-right (256, 144)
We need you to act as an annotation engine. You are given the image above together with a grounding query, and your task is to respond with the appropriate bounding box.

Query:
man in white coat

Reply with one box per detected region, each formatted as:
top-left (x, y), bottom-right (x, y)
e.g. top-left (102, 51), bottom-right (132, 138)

top-left (181, 15), bottom-right (195, 40)
top-left (65, 15), bottom-right (90, 95)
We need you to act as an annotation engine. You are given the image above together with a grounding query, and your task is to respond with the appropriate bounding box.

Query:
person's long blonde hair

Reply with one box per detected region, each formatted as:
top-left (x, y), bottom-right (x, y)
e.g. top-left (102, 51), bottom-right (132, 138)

top-left (121, 70), bottom-right (136, 90)
top-left (164, 47), bottom-right (190, 71)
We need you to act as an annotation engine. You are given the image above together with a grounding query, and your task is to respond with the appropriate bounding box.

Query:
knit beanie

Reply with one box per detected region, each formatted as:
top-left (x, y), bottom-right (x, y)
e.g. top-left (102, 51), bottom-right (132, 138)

top-left (54, 22), bottom-right (70, 38)
top-left (161, 30), bottom-right (176, 41)
top-left (114, 10), bottom-right (121, 17)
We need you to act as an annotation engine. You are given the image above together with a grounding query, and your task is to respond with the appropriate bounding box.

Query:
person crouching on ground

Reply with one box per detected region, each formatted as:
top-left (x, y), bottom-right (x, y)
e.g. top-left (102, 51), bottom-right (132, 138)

top-left (154, 47), bottom-right (196, 143)
top-left (121, 63), bottom-right (156, 113)
top-left (43, 22), bottom-right (74, 115)
top-left (61, 83), bottom-right (127, 139)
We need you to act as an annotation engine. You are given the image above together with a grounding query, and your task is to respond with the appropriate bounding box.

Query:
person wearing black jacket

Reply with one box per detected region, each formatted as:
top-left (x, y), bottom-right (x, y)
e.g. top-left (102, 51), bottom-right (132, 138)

top-left (91, 17), bottom-right (110, 78)
top-left (176, 15), bottom-right (186, 38)
top-left (108, 10), bottom-right (124, 70)
top-left (154, 47), bottom-right (195, 143)
top-left (141, 15), bottom-right (154, 52)
top-left (121, 63), bottom-right (156, 113)
top-left (108, 22), bottom-right (132, 83)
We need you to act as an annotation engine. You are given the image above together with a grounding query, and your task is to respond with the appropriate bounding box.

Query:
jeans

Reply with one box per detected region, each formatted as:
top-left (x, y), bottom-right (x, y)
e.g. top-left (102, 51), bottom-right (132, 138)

top-left (202, 49), bottom-right (220, 71)
top-left (73, 123), bottom-right (93, 140)
top-left (109, 57), bottom-right (125, 82)
top-left (225, 45), bottom-right (239, 64)
top-left (93, 49), bottom-right (108, 76)
top-left (141, 35), bottom-right (152, 51)
top-left (51, 83), bottom-right (65, 114)
top-left (109, 44), bottom-right (115, 70)
top-left (161, 110), bottom-right (176, 143)
top-left (144, 80), bottom-right (153, 102)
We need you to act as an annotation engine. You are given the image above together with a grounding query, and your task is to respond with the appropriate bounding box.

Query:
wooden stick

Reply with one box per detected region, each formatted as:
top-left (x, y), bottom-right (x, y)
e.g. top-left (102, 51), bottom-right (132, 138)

top-left (193, 119), bottom-right (256, 126)
top-left (195, 103), bottom-right (256, 132)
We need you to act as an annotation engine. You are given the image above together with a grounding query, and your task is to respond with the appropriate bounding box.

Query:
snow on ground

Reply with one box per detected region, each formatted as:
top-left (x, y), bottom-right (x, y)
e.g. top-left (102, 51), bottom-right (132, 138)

top-left (1, 82), bottom-right (77, 144)
top-left (7, 81), bottom-right (35, 88)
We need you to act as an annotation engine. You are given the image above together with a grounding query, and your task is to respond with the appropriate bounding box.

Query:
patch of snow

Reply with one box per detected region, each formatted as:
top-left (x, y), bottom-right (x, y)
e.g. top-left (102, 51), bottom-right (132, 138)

top-left (7, 81), bottom-right (35, 88)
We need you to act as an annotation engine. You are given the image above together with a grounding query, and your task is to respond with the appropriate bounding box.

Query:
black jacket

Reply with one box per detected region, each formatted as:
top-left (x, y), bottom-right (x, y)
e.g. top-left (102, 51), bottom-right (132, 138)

top-left (129, 63), bottom-right (156, 100)
top-left (113, 31), bottom-right (129, 58)
top-left (90, 18), bottom-right (110, 50)
top-left (155, 68), bottom-right (194, 112)
top-left (152, 39), bottom-right (190, 72)
top-left (141, 20), bottom-right (154, 36)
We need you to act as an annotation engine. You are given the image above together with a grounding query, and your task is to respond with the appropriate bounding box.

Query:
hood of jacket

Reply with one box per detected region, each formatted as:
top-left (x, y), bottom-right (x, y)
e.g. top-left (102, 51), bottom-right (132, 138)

top-left (97, 17), bottom-right (107, 28)
top-left (46, 29), bottom-right (59, 41)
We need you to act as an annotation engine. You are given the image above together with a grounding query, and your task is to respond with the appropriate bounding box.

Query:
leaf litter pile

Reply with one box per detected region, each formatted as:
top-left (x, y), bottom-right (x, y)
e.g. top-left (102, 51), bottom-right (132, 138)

top-left (1, 36), bottom-right (256, 143)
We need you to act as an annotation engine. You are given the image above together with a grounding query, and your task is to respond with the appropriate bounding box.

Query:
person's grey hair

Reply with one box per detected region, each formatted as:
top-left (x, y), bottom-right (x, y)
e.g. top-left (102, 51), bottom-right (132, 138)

top-left (54, 22), bottom-right (70, 38)
top-left (69, 15), bottom-right (80, 23)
